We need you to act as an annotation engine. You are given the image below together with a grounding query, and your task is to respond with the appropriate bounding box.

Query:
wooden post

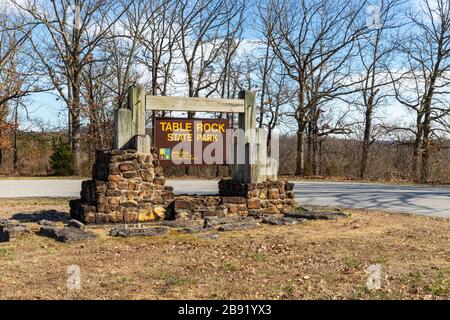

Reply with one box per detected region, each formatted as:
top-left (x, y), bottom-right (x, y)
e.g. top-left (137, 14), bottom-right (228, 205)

top-left (114, 108), bottom-right (133, 149)
top-left (231, 90), bottom-right (261, 183)
top-left (129, 86), bottom-right (151, 153)
top-left (238, 90), bottom-right (256, 134)
top-left (113, 86), bottom-right (151, 153)
top-left (128, 86), bottom-right (146, 136)
top-left (231, 90), bottom-right (277, 183)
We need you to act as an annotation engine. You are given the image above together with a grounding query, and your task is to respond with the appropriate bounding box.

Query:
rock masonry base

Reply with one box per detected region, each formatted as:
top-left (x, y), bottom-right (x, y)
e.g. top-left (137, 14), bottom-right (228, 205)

top-left (173, 180), bottom-right (295, 220)
top-left (70, 149), bottom-right (295, 224)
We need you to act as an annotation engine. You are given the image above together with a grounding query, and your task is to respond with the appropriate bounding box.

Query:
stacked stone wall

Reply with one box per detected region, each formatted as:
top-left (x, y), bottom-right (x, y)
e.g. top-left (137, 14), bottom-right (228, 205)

top-left (171, 180), bottom-right (295, 219)
top-left (71, 150), bottom-right (295, 224)
top-left (70, 149), bottom-right (174, 224)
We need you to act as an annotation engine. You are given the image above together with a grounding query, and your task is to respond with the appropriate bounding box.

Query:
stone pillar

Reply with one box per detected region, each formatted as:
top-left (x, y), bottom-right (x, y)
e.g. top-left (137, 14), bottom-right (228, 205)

top-left (70, 149), bottom-right (174, 224)
top-left (217, 179), bottom-right (295, 217)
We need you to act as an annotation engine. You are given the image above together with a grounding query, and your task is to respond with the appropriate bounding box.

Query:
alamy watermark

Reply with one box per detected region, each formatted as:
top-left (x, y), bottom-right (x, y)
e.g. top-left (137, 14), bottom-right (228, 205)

top-left (169, 123), bottom-right (279, 177)
top-left (67, 265), bottom-right (81, 290)
top-left (366, 264), bottom-right (382, 290)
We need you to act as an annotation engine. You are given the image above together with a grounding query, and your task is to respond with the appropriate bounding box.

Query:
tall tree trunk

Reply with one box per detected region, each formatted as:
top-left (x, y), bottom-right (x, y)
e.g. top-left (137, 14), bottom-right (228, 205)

top-left (295, 81), bottom-right (306, 176)
top-left (13, 101), bottom-right (19, 172)
top-left (421, 113), bottom-right (431, 183)
top-left (259, 39), bottom-right (271, 129)
top-left (0, 119), bottom-right (4, 173)
top-left (305, 110), bottom-right (320, 176)
top-left (267, 127), bottom-right (272, 157)
top-left (419, 57), bottom-right (439, 182)
top-left (360, 106), bottom-right (372, 179)
top-left (318, 137), bottom-right (323, 175)
top-left (89, 107), bottom-right (103, 150)
top-left (71, 84), bottom-right (82, 176)
top-left (312, 127), bottom-right (319, 175)
top-left (360, 25), bottom-right (380, 180)
top-left (306, 121), bottom-right (313, 174)
top-left (67, 84), bottom-right (73, 145)
top-left (295, 121), bottom-right (305, 176)
top-left (187, 73), bottom-right (195, 118)
top-left (71, 6), bottom-right (82, 176)
top-left (412, 114), bottom-right (423, 181)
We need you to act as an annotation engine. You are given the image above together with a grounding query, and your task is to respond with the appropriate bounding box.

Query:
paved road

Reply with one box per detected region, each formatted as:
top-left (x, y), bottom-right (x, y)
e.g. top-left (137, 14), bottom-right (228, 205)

top-left (0, 179), bottom-right (448, 218)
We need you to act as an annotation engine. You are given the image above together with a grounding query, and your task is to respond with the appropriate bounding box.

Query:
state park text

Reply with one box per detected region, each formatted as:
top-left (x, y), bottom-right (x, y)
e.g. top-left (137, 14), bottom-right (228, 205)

top-left (153, 118), bottom-right (279, 169)
top-left (154, 118), bottom-right (229, 166)
top-left (158, 120), bottom-right (227, 142)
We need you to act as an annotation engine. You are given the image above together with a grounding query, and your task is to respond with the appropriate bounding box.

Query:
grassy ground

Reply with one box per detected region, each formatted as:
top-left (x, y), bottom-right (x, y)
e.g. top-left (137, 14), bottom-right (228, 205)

top-left (0, 198), bottom-right (449, 300)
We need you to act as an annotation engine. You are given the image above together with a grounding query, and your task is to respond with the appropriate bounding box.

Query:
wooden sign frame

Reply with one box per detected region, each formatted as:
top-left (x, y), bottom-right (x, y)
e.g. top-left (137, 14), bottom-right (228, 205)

top-left (113, 86), bottom-right (277, 183)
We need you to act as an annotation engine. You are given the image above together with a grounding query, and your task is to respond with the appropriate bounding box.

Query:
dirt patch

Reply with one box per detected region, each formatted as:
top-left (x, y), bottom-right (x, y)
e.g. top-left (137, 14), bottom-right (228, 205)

top-left (0, 198), bottom-right (449, 300)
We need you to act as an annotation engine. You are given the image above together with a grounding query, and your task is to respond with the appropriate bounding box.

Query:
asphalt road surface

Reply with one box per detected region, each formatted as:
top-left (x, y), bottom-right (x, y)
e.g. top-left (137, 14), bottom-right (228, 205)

top-left (0, 179), bottom-right (448, 218)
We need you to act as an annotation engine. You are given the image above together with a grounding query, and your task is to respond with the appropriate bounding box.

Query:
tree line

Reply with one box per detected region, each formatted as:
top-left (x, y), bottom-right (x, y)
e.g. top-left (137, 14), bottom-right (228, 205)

top-left (0, 0), bottom-right (449, 182)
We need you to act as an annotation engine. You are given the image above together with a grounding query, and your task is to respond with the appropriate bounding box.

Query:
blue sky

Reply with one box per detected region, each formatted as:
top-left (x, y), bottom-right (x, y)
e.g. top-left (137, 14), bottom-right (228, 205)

top-left (13, 0), bottom-right (434, 135)
top-left (23, 92), bottom-right (68, 131)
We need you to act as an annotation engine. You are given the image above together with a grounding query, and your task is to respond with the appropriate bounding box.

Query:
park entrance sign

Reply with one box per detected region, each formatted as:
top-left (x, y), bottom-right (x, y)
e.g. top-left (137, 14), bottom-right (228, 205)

top-left (154, 118), bottom-right (229, 166)
top-left (70, 86), bottom-right (295, 225)
top-left (114, 86), bottom-right (277, 183)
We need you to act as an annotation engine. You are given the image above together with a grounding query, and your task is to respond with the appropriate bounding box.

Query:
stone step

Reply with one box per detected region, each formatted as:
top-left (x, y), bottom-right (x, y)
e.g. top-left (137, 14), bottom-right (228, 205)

top-left (109, 226), bottom-right (169, 237)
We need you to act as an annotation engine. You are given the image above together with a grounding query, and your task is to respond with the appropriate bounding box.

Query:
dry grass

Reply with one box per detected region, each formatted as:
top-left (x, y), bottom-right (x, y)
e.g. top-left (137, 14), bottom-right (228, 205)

top-left (0, 198), bottom-right (449, 300)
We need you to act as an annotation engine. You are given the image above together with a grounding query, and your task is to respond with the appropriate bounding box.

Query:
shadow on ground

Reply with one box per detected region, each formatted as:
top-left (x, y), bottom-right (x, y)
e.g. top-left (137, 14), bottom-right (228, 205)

top-left (295, 182), bottom-right (450, 218)
top-left (12, 210), bottom-right (70, 223)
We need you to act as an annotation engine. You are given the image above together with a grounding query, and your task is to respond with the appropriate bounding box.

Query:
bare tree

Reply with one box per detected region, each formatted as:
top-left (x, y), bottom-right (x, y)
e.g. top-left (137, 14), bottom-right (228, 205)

top-left (252, 40), bottom-right (293, 149)
top-left (130, 0), bottom-right (180, 127)
top-left (175, 0), bottom-right (246, 116)
top-left (0, 7), bottom-right (48, 172)
top-left (132, 0), bottom-right (179, 97)
top-left (254, 3), bottom-right (293, 148)
top-left (356, 0), bottom-right (405, 179)
top-left (260, 0), bottom-right (368, 176)
top-left (0, 10), bottom-right (47, 105)
top-left (81, 55), bottom-right (116, 151)
top-left (13, 0), bottom-right (130, 174)
top-left (391, 0), bottom-right (450, 182)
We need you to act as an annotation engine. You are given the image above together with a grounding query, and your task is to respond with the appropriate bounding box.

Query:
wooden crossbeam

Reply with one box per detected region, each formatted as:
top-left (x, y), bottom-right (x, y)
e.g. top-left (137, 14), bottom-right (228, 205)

top-left (145, 95), bottom-right (245, 113)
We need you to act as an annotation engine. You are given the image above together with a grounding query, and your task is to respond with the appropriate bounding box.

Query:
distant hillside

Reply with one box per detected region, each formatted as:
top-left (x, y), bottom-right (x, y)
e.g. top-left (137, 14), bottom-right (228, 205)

top-left (1, 130), bottom-right (449, 183)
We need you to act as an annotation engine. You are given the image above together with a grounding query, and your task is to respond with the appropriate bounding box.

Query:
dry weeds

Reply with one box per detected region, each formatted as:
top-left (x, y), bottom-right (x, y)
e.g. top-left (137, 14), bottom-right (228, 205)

top-left (0, 198), bottom-right (449, 300)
